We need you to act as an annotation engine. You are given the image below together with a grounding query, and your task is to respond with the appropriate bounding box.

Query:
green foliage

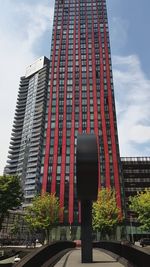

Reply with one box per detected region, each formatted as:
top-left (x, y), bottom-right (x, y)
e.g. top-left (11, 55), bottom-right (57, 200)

top-left (10, 215), bottom-right (20, 236)
top-left (129, 188), bottom-right (150, 231)
top-left (24, 193), bottom-right (63, 243)
top-left (0, 175), bottom-right (23, 230)
top-left (92, 188), bottom-right (122, 237)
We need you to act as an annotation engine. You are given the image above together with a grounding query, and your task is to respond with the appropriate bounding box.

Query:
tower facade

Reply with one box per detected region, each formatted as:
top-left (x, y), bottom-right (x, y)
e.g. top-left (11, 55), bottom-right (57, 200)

top-left (6, 57), bottom-right (50, 206)
top-left (42, 0), bottom-right (122, 224)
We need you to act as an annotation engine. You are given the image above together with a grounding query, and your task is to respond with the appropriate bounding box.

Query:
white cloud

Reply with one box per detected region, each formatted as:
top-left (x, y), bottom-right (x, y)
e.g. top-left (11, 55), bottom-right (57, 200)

top-left (113, 55), bottom-right (150, 156)
top-left (0, 1), bottom-right (53, 174)
top-left (110, 15), bottom-right (150, 157)
top-left (14, 3), bottom-right (54, 51)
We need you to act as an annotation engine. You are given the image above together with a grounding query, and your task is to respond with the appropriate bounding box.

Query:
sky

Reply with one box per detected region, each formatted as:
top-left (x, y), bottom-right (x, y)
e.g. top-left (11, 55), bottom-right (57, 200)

top-left (0, 0), bottom-right (150, 174)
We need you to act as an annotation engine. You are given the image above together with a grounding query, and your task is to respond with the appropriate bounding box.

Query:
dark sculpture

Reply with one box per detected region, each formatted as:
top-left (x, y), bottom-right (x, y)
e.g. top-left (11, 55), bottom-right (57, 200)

top-left (77, 134), bottom-right (98, 263)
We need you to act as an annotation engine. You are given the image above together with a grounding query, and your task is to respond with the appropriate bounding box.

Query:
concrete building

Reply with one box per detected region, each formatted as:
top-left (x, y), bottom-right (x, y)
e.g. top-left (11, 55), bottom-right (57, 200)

top-left (121, 157), bottom-right (150, 240)
top-left (5, 56), bottom-right (50, 206)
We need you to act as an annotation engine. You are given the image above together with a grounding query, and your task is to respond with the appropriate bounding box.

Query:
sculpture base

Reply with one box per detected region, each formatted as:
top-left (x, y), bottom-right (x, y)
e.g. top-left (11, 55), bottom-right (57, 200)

top-left (81, 200), bottom-right (93, 263)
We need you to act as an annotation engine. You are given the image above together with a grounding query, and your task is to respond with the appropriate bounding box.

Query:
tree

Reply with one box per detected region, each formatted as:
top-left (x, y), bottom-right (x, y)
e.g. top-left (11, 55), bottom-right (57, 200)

top-left (92, 188), bottom-right (122, 239)
top-left (0, 175), bottom-right (23, 230)
top-left (129, 188), bottom-right (150, 231)
top-left (10, 214), bottom-right (21, 237)
top-left (24, 193), bottom-right (63, 244)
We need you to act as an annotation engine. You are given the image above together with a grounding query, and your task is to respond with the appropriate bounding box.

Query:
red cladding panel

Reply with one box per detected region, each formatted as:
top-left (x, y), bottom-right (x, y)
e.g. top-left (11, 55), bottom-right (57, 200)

top-left (91, 1), bottom-right (101, 187)
top-left (104, 24), bottom-right (122, 210)
top-left (68, 16), bottom-right (76, 224)
top-left (42, 5), bottom-right (59, 194)
top-left (95, 0), bottom-right (111, 189)
top-left (59, 11), bottom-right (70, 222)
top-left (51, 6), bottom-right (64, 194)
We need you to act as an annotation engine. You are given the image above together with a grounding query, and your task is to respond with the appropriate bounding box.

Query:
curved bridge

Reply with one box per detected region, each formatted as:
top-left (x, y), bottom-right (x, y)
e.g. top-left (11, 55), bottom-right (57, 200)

top-left (12, 241), bottom-right (150, 267)
top-left (54, 248), bottom-right (125, 267)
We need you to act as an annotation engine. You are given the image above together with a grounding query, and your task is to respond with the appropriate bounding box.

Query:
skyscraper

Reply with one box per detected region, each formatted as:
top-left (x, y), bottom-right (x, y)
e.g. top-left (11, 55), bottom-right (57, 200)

top-left (41, 0), bottom-right (122, 224)
top-left (5, 56), bottom-right (50, 206)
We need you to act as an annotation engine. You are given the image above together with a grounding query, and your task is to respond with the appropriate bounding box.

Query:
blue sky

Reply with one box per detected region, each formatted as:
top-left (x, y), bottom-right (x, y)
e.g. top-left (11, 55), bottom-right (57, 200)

top-left (108, 0), bottom-right (150, 75)
top-left (0, 0), bottom-right (150, 174)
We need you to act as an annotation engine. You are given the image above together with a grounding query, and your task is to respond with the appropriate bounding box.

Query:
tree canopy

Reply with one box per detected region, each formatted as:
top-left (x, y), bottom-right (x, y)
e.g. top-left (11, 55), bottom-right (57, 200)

top-left (129, 188), bottom-right (150, 231)
top-left (0, 175), bottom-right (23, 230)
top-left (24, 193), bottom-right (63, 243)
top-left (92, 188), bottom-right (122, 238)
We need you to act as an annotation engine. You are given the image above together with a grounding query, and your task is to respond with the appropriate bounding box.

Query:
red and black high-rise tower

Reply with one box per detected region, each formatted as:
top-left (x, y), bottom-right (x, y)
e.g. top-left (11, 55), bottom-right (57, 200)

top-left (41, 0), bottom-right (122, 224)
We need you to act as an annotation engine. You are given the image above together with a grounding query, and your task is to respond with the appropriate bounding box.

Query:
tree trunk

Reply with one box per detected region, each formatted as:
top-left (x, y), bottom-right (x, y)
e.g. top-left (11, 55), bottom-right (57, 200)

top-left (97, 230), bottom-right (100, 241)
top-left (0, 214), bottom-right (4, 231)
top-left (45, 229), bottom-right (50, 244)
top-left (47, 229), bottom-right (50, 244)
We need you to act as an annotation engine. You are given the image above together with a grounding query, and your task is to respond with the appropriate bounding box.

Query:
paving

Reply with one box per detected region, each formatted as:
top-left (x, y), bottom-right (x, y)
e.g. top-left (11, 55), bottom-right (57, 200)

top-left (55, 248), bottom-right (125, 267)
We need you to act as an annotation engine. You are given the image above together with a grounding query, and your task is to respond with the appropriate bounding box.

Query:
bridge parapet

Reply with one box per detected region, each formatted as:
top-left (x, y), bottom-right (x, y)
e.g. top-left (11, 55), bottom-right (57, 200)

top-left (93, 241), bottom-right (150, 267)
top-left (15, 241), bottom-right (76, 267)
